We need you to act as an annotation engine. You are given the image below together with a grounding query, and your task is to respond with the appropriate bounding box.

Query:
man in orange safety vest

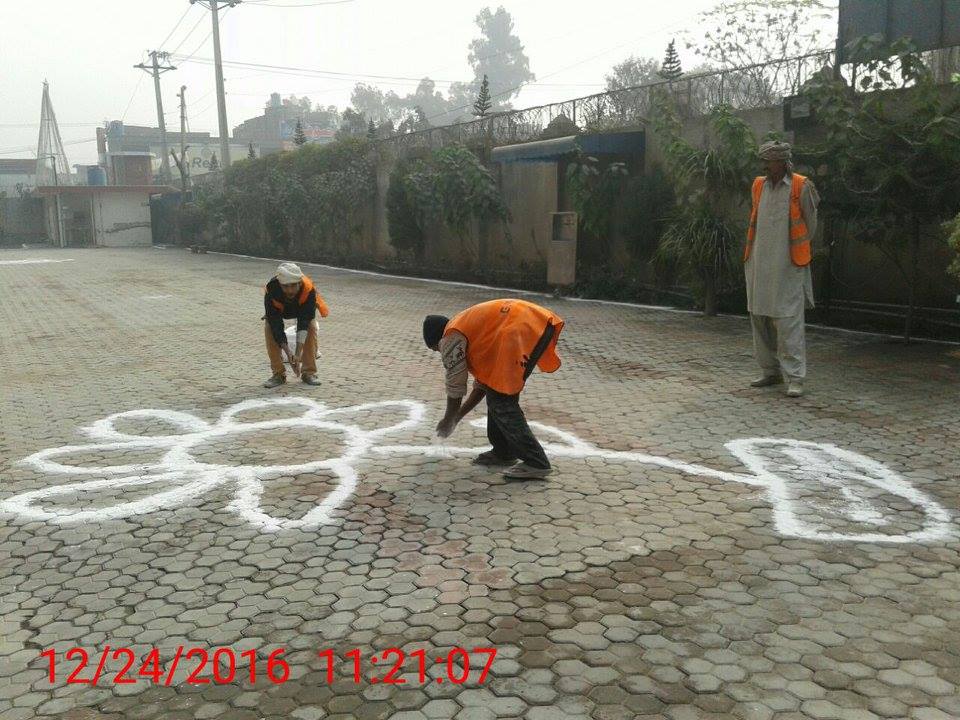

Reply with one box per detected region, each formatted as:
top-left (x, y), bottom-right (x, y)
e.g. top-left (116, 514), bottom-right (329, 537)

top-left (744, 140), bottom-right (820, 398)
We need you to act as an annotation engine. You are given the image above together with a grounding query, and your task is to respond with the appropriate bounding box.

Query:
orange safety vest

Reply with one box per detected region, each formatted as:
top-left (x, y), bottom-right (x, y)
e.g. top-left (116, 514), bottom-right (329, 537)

top-left (744, 173), bottom-right (811, 267)
top-left (444, 299), bottom-right (564, 396)
top-left (267, 274), bottom-right (330, 317)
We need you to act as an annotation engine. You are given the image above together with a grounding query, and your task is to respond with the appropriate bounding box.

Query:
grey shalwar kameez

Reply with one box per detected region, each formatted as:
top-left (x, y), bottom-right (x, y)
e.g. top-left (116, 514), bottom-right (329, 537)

top-left (744, 172), bottom-right (819, 381)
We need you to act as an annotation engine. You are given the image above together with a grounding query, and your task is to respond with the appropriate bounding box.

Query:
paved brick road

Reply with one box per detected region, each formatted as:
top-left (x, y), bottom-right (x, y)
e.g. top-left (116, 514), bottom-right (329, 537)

top-left (1, 247), bottom-right (958, 720)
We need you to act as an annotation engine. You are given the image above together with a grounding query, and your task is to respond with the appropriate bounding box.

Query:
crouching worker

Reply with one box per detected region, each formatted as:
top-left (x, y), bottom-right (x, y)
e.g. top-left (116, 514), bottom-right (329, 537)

top-left (423, 299), bottom-right (564, 480)
top-left (263, 262), bottom-right (329, 388)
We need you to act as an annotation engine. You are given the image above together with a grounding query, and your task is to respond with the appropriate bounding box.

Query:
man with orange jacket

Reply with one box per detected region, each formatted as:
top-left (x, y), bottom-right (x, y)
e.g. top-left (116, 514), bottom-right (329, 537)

top-left (262, 262), bottom-right (329, 388)
top-left (423, 298), bottom-right (564, 480)
top-left (744, 141), bottom-right (819, 398)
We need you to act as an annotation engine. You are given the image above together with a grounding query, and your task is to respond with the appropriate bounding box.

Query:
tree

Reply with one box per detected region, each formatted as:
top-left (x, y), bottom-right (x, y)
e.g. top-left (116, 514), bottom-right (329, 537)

top-left (208, 153), bottom-right (220, 172)
top-left (605, 55), bottom-right (661, 92)
top-left (367, 118), bottom-right (377, 140)
top-left (684, 0), bottom-right (832, 107)
top-left (247, 143), bottom-right (256, 160)
top-left (293, 118), bottom-right (308, 146)
top-left (473, 74), bottom-right (492, 117)
top-left (803, 37), bottom-right (960, 341)
top-left (660, 40), bottom-right (683, 80)
top-left (336, 108), bottom-right (368, 141)
top-left (945, 211), bottom-right (960, 283)
top-left (449, 6), bottom-right (534, 113)
top-left (652, 95), bottom-right (757, 315)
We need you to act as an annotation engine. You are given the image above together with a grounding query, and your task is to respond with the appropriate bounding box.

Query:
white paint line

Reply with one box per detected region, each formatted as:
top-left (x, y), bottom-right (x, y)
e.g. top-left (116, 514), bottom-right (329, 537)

top-left (0, 258), bottom-right (75, 266)
top-left (205, 249), bottom-right (960, 346)
top-left (2, 397), bottom-right (952, 544)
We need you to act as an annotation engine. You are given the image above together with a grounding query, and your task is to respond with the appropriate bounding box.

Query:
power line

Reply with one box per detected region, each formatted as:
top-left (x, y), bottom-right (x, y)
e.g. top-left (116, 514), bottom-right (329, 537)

top-left (158, 4), bottom-right (195, 49)
top-left (168, 12), bottom-right (208, 55)
top-left (120, 72), bottom-right (146, 121)
top-left (245, 0), bottom-right (354, 5)
top-left (172, 55), bottom-right (611, 88)
top-left (0, 138), bottom-right (96, 156)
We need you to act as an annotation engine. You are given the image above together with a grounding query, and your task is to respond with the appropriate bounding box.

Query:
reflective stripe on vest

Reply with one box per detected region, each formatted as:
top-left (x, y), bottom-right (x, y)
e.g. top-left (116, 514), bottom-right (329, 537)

top-left (744, 173), bottom-right (811, 267)
top-left (444, 299), bottom-right (564, 395)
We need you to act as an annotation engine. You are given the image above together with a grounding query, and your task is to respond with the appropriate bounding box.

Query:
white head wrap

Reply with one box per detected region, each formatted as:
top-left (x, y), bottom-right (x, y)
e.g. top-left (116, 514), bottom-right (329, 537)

top-left (758, 140), bottom-right (792, 161)
top-left (276, 262), bottom-right (303, 285)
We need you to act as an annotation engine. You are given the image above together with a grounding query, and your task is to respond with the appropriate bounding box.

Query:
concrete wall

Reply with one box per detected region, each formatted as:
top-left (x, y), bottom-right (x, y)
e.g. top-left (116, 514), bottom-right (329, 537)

top-left (92, 193), bottom-right (153, 247)
top-left (488, 161), bottom-right (557, 272)
top-left (0, 197), bottom-right (45, 245)
top-left (0, 173), bottom-right (36, 197)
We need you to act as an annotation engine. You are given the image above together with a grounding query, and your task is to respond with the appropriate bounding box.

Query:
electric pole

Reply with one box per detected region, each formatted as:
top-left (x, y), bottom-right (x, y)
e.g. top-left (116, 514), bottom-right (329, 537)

top-left (190, 0), bottom-right (241, 169)
top-left (135, 51), bottom-right (177, 185)
top-left (175, 85), bottom-right (189, 196)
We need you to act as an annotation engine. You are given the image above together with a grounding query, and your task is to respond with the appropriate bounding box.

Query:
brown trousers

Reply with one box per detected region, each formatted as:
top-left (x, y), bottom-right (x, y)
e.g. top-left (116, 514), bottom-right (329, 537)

top-left (264, 319), bottom-right (318, 377)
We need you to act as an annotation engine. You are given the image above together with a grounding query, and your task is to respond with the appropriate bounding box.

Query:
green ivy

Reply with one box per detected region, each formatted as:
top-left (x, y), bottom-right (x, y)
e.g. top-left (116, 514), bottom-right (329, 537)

top-left (387, 144), bottom-right (510, 253)
top-left (565, 153), bottom-right (628, 245)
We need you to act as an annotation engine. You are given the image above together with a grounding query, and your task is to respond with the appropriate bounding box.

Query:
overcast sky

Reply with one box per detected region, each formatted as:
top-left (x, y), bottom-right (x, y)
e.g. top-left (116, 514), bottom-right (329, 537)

top-left (1, 0), bottom-right (836, 166)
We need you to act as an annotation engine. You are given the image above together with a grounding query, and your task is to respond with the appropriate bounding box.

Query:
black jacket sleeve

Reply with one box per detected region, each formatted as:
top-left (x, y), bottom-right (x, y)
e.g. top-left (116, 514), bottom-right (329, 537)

top-left (296, 289), bottom-right (317, 334)
top-left (264, 291), bottom-right (287, 346)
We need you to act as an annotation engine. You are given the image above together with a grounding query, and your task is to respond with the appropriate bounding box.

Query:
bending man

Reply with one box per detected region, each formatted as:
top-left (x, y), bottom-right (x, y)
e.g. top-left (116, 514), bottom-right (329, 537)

top-left (423, 298), bottom-right (564, 480)
top-left (262, 262), bottom-right (329, 388)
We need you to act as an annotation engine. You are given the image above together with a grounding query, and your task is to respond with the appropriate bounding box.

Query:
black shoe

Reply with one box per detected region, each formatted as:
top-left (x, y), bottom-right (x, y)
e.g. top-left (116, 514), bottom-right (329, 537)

top-left (471, 450), bottom-right (516, 467)
top-left (301, 374), bottom-right (322, 386)
top-left (263, 374), bottom-right (286, 388)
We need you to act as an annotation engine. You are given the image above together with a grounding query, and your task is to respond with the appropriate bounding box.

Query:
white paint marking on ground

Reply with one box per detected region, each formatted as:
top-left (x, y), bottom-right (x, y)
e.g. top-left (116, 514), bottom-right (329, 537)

top-left (140, 295), bottom-right (172, 300)
top-left (0, 398), bottom-right (953, 543)
top-left (0, 258), bottom-right (75, 266)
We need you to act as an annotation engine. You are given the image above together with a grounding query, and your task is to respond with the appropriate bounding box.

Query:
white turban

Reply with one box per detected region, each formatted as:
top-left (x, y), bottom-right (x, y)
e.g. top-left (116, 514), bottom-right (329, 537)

top-left (276, 262), bottom-right (303, 285)
top-left (758, 140), bottom-right (792, 161)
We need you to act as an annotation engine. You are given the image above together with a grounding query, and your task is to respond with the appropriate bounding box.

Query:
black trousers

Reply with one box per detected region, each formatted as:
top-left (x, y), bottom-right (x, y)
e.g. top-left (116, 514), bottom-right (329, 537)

top-left (485, 323), bottom-right (556, 470)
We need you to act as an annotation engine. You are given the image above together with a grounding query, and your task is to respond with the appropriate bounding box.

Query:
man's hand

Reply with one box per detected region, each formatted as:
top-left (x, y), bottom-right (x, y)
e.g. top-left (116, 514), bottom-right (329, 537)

top-left (281, 344), bottom-right (301, 377)
top-left (436, 416), bottom-right (457, 438)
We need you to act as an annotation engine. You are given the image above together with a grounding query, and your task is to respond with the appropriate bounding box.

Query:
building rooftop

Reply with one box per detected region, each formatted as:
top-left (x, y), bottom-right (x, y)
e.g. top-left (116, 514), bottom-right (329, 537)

top-left (0, 159), bottom-right (37, 174)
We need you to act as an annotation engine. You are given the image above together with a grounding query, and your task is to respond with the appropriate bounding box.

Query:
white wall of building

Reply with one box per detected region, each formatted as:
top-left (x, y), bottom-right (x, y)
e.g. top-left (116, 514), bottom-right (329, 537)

top-left (91, 192), bottom-right (153, 247)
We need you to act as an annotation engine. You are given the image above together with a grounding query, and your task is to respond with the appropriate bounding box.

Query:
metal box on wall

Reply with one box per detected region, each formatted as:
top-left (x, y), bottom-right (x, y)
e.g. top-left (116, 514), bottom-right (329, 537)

top-left (548, 212), bottom-right (578, 287)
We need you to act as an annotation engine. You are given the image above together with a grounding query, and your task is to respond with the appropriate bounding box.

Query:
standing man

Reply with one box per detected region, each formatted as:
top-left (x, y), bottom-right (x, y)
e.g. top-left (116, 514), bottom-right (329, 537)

top-left (262, 262), bottom-right (329, 388)
top-left (744, 140), bottom-right (820, 398)
top-left (422, 298), bottom-right (565, 480)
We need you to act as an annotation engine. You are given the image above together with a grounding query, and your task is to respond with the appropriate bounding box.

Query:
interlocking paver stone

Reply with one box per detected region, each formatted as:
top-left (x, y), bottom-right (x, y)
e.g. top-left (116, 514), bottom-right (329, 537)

top-left (0, 247), bottom-right (958, 719)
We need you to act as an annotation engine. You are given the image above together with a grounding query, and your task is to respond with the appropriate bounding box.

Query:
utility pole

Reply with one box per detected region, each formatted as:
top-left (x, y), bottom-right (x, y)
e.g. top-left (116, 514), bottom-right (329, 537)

top-left (178, 85), bottom-right (189, 195)
top-left (190, 0), bottom-right (241, 169)
top-left (135, 51), bottom-right (177, 185)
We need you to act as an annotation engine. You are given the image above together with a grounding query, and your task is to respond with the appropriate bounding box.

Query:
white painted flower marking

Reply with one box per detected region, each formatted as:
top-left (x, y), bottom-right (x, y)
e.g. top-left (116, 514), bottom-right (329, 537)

top-left (0, 397), bottom-right (953, 543)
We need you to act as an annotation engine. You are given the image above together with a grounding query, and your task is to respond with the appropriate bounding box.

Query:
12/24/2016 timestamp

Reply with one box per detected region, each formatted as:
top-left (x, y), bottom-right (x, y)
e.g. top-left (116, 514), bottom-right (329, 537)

top-left (321, 647), bottom-right (498, 685)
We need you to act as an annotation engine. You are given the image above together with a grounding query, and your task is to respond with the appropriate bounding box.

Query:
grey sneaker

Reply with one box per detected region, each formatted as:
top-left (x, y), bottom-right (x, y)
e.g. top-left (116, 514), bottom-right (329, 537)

top-left (751, 374), bottom-right (783, 388)
top-left (263, 374), bottom-right (286, 389)
top-left (301, 374), bottom-right (322, 386)
top-left (472, 450), bottom-right (516, 467)
top-left (786, 381), bottom-right (804, 397)
top-left (503, 461), bottom-right (552, 480)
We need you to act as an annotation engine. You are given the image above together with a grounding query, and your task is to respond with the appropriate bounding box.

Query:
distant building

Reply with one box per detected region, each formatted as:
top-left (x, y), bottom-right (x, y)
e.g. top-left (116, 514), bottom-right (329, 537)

top-left (35, 184), bottom-right (178, 247)
top-left (233, 93), bottom-right (337, 154)
top-left (0, 159), bottom-right (37, 197)
top-left (99, 122), bottom-right (256, 182)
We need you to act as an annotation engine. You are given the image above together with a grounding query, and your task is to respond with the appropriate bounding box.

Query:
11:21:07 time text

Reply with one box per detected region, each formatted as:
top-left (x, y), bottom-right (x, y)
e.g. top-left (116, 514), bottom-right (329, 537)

top-left (319, 647), bottom-right (497, 685)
